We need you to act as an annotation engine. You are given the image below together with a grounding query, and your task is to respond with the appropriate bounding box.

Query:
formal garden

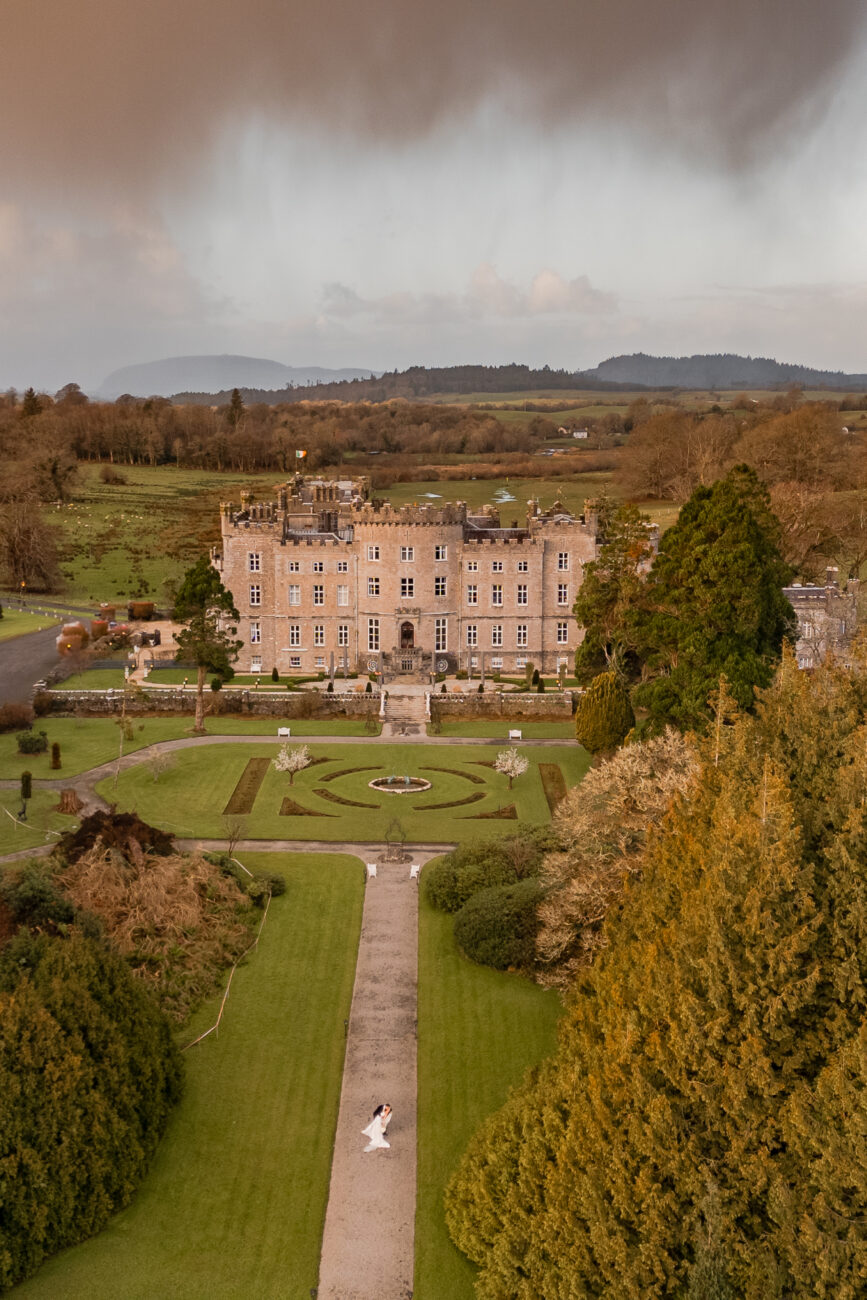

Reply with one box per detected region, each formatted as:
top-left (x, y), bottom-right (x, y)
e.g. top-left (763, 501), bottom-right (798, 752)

top-left (92, 740), bottom-right (588, 844)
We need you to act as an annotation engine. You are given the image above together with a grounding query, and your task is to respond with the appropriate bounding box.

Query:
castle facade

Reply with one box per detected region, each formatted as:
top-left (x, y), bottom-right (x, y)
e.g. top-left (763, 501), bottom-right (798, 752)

top-left (213, 475), bottom-right (603, 679)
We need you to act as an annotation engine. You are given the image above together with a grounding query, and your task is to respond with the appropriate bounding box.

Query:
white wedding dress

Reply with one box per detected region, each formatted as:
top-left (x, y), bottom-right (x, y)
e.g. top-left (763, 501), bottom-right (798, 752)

top-left (361, 1113), bottom-right (390, 1151)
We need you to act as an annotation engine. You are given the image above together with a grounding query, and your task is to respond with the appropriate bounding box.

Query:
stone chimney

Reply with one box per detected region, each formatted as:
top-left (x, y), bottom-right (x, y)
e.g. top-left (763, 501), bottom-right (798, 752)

top-left (826, 565), bottom-right (839, 589)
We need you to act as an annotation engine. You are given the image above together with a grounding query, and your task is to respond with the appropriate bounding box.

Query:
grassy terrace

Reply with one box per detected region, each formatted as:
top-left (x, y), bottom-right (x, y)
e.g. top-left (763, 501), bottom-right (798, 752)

top-left (11, 853), bottom-right (363, 1300)
top-left (96, 741), bottom-right (589, 844)
top-left (415, 891), bottom-right (562, 1297)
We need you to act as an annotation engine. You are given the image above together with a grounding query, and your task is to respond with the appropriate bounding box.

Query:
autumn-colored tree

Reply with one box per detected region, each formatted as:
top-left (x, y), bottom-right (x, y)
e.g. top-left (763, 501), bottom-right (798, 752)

top-left (446, 650), bottom-right (867, 1297)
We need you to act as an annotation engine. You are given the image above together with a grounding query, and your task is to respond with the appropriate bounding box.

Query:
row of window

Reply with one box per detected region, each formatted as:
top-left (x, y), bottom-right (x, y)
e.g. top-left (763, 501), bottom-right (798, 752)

top-left (362, 618), bottom-right (569, 652)
top-left (250, 622), bottom-right (351, 647)
top-left (248, 550), bottom-right (572, 572)
top-left (249, 582), bottom-right (570, 606)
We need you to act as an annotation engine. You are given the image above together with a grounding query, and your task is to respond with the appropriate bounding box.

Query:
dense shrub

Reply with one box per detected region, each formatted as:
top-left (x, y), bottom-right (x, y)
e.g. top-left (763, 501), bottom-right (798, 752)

top-left (0, 929), bottom-right (182, 1290)
top-left (16, 728), bottom-right (48, 754)
top-left (453, 879), bottom-right (544, 970)
top-left (424, 830), bottom-right (554, 913)
top-left (0, 861), bottom-right (76, 929)
top-left (0, 702), bottom-right (33, 733)
top-left (574, 671), bottom-right (635, 753)
top-left (424, 843), bottom-right (516, 913)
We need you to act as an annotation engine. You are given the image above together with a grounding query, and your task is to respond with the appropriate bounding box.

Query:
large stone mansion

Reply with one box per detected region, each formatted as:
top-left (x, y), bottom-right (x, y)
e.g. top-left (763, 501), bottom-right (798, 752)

top-left (213, 474), bottom-right (608, 679)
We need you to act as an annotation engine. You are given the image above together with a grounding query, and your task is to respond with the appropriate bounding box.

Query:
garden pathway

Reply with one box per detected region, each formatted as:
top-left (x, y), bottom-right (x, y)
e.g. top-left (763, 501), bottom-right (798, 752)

top-left (317, 849), bottom-right (437, 1300)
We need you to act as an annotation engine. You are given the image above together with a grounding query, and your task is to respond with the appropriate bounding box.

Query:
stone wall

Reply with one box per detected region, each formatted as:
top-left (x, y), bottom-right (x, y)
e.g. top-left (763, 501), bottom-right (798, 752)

top-left (40, 688), bottom-right (379, 718)
top-left (430, 690), bottom-right (577, 722)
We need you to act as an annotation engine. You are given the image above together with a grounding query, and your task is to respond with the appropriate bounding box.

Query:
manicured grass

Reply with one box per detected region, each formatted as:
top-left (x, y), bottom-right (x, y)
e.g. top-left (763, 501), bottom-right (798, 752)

top-left (0, 717), bottom-right (194, 781)
top-left (207, 717), bottom-right (381, 737)
top-left (415, 892), bottom-right (562, 1298)
top-left (0, 787), bottom-right (74, 854)
top-left (12, 852), bottom-right (363, 1299)
top-left (96, 742), bottom-right (591, 843)
top-left (0, 610), bottom-right (60, 642)
top-left (147, 667), bottom-right (328, 686)
top-left (436, 720), bottom-right (575, 739)
top-left (54, 669), bottom-right (128, 690)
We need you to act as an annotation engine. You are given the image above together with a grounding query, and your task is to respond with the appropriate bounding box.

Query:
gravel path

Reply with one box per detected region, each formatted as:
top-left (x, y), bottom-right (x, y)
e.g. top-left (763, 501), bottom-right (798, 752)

top-left (318, 851), bottom-right (437, 1300)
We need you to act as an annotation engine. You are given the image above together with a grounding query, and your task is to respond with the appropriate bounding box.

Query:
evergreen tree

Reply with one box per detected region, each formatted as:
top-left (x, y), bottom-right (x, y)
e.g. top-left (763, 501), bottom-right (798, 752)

top-left (573, 670), bottom-right (635, 752)
top-left (173, 556), bottom-right (242, 733)
top-left (633, 466), bottom-right (795, 731)
top-left (20, 387), bottom-right (41, 418)
top-left (226, 387), bottom-right (245, 428)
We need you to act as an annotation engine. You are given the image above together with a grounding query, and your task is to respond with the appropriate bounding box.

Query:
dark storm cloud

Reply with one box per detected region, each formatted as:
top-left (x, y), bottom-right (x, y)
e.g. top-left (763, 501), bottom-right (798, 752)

top-left (2, 0), bottom-right (865, 191)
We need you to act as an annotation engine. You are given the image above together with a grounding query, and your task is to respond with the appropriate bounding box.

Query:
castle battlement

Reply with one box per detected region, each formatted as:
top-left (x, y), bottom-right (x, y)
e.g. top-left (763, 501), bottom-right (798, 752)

top-left (214, 473), bottom-right (603, 679)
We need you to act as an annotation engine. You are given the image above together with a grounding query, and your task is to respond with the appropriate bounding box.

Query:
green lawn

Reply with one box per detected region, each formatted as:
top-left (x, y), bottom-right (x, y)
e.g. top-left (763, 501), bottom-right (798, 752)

top-left (436, 720), bottom-right (574, 739)
top-left (0, 610), bottom-right (60, 642)
top-left (0, 717), bottom-right (382, 784)
top-left (415, 893), bottom-right (562, 1298)
top-left (11, 852), bottom-right (363, 1299)
top-left (0, 788), bottom-right (73, 855)
top-left (54, 669), bottom-right (128, 690)
top-left (0, 717), bottom-right (195, 781)
top-left (96, 742), bottom-right (590, 843)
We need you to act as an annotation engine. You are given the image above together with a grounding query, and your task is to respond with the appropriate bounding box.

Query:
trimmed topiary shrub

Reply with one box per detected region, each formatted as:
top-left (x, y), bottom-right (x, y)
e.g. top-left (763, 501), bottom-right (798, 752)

top-left (453, 879), bottom-right (545, 970)
top-left (17, 729), bottom-right (48, 754)
top-left (574, 671), bottom-right (636, 754)
top-left (271, 666), bottom-right (279, 682)
top-left (50, 741), bottom-right (61, 770)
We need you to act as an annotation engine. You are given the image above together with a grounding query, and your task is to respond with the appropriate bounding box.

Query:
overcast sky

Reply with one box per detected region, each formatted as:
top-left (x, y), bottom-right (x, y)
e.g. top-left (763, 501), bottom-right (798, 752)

top-left (3, 0), bottom-right (867, 393)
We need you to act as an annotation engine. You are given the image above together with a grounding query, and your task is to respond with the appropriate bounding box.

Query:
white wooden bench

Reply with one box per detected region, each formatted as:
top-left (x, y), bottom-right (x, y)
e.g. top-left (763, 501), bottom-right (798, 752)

top-left (366, 863), bottom-right (377, 880)
top-left (409, 864), bottom-right (420, 882)
top-left (508, 729), bottom-right (523, 741)
top-left (277, 727), bottom-right (291, 738)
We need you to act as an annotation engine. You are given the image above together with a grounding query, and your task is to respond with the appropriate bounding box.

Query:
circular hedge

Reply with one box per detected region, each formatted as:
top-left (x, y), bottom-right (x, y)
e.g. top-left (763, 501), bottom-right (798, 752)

top-left (453, 879), bottom-right (545, 970)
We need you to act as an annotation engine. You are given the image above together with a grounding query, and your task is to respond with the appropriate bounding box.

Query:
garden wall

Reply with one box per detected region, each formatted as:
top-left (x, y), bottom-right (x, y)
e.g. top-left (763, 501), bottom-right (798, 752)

top-left (39, 688), bottom-right (379, 719)
top-left (430, 691), bottom-right (578, 722)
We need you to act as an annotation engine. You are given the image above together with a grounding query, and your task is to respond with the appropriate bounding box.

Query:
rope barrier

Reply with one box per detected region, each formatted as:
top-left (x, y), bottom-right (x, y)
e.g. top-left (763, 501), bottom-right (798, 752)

top-left (180, 877), bottom-right (272, 1053)
top-left (1, 805), bottom-right (63, 838)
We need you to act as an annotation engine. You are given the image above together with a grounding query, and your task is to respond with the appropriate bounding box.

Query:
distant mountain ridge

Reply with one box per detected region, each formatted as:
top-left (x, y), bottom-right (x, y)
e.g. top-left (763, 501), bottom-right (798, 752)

top-left (99, 354), bottom-right (376, 399)
top-left (582, 352), bottom-right (867, 390)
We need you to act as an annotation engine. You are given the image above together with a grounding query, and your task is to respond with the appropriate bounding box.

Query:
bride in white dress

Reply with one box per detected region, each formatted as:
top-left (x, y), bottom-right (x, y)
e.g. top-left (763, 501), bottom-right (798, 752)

top-left (361, 1103), bottom-right (392, 1152)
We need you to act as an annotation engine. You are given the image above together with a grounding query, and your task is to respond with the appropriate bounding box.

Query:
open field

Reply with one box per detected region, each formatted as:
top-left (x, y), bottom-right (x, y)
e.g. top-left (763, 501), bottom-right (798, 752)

top-left (47, 464), bottom-right (277, 605)
top-left (96, 741), bottom-right (590, 843)
top-left (382, 474), bottom-right (680, 532)
top-left (10, 852), bottom-right (363, 1300)
top-left (415, 891), bottom-right (562, 1298)
top-left (0, 610), bottom-right (61, 643)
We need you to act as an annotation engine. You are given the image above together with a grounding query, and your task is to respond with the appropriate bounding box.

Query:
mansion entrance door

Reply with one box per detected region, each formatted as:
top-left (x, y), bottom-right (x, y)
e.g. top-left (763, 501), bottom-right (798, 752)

top-left (400, 621), bottom-right (415, 650)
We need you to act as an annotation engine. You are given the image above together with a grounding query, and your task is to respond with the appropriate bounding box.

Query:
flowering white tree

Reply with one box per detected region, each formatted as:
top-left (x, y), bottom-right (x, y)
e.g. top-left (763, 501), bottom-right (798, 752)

top-left (494, 747), bottom-right (529, 789)
top-left (273, 743), bottom-right (312, 785)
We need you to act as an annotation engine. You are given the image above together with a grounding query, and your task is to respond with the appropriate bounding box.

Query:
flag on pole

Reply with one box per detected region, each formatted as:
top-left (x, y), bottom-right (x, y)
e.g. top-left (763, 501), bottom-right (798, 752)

top-left (296, 449), bottom-right (307, 459)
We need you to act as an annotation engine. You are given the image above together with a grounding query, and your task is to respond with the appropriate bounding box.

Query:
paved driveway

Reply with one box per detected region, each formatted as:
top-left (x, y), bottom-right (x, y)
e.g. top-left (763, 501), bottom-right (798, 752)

top-left (0, 626), bottom-right (61, 705)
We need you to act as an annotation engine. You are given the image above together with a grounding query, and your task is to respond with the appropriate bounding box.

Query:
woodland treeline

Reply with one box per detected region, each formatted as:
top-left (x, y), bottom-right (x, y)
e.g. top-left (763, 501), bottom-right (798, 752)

top-left (0, 386), bottom-right (545, 472)
top-left (617, 399), bottom-right (867, 580)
